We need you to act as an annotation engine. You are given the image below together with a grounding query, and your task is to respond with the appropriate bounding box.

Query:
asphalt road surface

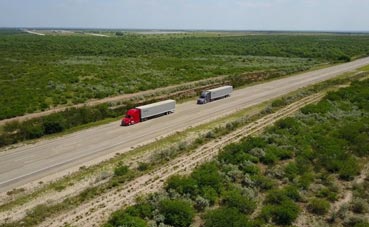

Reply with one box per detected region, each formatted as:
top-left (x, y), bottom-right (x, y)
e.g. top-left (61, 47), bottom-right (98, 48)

top-left (1, 57), bottom-right (369, 192)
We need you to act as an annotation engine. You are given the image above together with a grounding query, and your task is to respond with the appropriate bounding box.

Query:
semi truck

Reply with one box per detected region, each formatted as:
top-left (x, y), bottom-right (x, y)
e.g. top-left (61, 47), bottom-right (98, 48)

top-left (197, 85), bottom-right (233, 104)
top-left (121, 99), bottom-right (176, 126)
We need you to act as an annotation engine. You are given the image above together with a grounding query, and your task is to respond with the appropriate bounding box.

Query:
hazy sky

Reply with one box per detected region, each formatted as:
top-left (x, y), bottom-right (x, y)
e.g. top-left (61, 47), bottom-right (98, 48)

top-left (1, 0), bottom-right (368, 31)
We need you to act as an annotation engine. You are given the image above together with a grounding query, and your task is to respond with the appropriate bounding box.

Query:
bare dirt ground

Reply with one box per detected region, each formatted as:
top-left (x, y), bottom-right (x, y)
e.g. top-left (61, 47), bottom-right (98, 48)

top-left (331, 162), bottom-right (369, 214)
top-left (36, 93), bottom-right (324, 227)
top-left (294, 161), bottom-right (369, 227)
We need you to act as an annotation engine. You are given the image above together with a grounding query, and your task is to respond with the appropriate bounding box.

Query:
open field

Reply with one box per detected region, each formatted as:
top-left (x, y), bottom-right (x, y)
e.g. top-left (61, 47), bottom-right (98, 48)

top-left (1, 31), bottom-right (369, 120)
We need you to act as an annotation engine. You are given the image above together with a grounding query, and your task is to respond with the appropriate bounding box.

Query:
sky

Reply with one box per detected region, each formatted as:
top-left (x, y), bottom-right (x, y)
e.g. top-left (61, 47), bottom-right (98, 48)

top-left (0, 0), bottom-right (369, 31)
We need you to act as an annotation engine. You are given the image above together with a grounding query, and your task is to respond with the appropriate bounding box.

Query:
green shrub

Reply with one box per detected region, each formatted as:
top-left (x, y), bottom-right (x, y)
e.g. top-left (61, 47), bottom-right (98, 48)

top-left (265, 187), bottom-right (300, 205)
top-left (351, 198), bottom-right (369, 214)
top-left (165, 175), bottom-right (198, 196)
top-left (337, 55), bottom-right (351, 62)
top-left (338, 157), bottom-right (360, 180)
top-left (219, 143), bottom-right (260, 165)
top-left (283, 185), bottom-right (301, 202)
top-left (261, 151), bottom-right (278, 165)
top-left (353, 222), bottom-right (369, 227)
top-left (271, 98), bottom-right (287, 107)
top-left (261, 200), bottom-right (300, 225)
top-left (159, 199), bottom-right (195, 227)
top-left (137, 162), bottom-right (150, 172)
top-left (200, 186), bottom-right (219, 205)
top-left (204, 207), bottom-right (253, 227)
top-left (301, 101), bottom-right (333, 114)
top-left (317, 187), bottom-right (338, 202)
top-left (105, 211), bottom-right (147, 227)
top-left (191, 162), bottom-right (223, 193)
top-left (43, 121), bottom-right (64, 134)
top-left (275, 117), bottom-right (302, 134)
top-left (222, 189), bottom-right (256, 214)
top-left (253, 175), bottom-right (276, 191)
top-left (308, 198), bottom-right (330, 215)
top-left (343, 216), bottom-right (369, 227)
top-left (23, 124), bottom-right (44, 139)
top-left (114, 164), bottom-right (129, 177)
top-left (125, 203), bottom-right (154, 219)
top-left (297, 172), bottom-right (315, 190)
top-left (284, 162), bottom-right (299, 180)
top-left (240, 161), bottom-right (260, 175)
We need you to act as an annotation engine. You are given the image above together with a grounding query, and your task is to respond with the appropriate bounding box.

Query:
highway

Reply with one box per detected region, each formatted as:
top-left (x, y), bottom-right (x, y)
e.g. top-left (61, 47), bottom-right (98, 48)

top-left (0, 56), bottom-right (369, 192)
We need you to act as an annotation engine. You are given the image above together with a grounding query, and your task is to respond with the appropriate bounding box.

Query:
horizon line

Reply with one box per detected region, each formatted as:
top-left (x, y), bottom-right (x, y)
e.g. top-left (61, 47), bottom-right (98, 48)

top-left (1, 27), bottom-right (369, 34)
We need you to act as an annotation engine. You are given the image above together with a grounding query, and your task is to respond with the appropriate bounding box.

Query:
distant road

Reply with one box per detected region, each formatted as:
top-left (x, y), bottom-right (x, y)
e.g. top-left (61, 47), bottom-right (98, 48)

top-left (22, 29), bottom-right (45, 36)
top-left (84, 33), bottom-right (110, 37)
top-left (0, 57), bottom-right (369, 192)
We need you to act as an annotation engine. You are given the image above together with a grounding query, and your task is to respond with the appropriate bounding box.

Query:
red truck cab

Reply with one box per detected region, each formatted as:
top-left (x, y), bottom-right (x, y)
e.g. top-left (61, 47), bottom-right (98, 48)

top-left (121, 108), bottom-right (141, 126)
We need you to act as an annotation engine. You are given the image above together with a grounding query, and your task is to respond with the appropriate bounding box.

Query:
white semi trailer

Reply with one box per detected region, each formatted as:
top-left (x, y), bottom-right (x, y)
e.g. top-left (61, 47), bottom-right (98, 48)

top-left (197, 85), bottom-right (233, 104)
top-left (121, 100), bottom-right (176, 126)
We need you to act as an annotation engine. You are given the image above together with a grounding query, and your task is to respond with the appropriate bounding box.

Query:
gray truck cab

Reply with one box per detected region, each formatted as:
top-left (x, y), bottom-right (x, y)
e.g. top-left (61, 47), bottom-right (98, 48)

top-left (197, 91), bottom-right (211, 104)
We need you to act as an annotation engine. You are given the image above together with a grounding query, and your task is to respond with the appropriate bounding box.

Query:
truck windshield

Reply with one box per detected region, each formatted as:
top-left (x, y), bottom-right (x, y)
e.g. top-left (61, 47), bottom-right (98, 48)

top-left (125, 115), bottom-right (132, 119)
top-left (200, 92), bottom-right (207, 98)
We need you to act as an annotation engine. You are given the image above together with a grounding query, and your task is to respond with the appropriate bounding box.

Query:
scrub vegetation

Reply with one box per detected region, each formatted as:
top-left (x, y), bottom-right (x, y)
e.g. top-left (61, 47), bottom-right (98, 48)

top-left (104, 79), bottom-right (369, 227)
top-left (1, 71), bottom-right (359, 227)
top-left (1, 31), bottom-right (369, 147)
top-left (2, 31), bottom-right (369, 120)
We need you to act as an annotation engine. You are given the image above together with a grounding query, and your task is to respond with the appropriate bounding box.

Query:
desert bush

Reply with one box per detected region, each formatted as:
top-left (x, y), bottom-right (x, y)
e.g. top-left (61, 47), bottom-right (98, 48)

top-left (252, 175), bottom-right (276, 191)
top-left (137, 162), bottom-right (150, 172)
top-left (316, 187), bottom-right (338, 202)
top-left (125, 203), bottom-right (154, 219)
top-left (351, 198), bottom-right (369, 214)
top-left (194, 196), bottom-right (209, 211)
top-left (308, 198), bottom-right (330, 215)
top-left (191, 162), bottom-right (223, 193)
top-left (105, 211), bottom-right (147, 227)
top-left (159, 199), bottom-right (194, 227)
top-left (114, 164), bottom-right (129, 177)
top-left (343, 215), bottom-right (369, 227)
top-left (260, 199), bottom-right (300, 225)
top-left (338, 156), bottom-right (360, 180)
top-left (204, 207), bottom-right (254, 227)
top-left (221, 188), bottom-right (256, 214)
top-left (165, 175), bottom-right (198, 196)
